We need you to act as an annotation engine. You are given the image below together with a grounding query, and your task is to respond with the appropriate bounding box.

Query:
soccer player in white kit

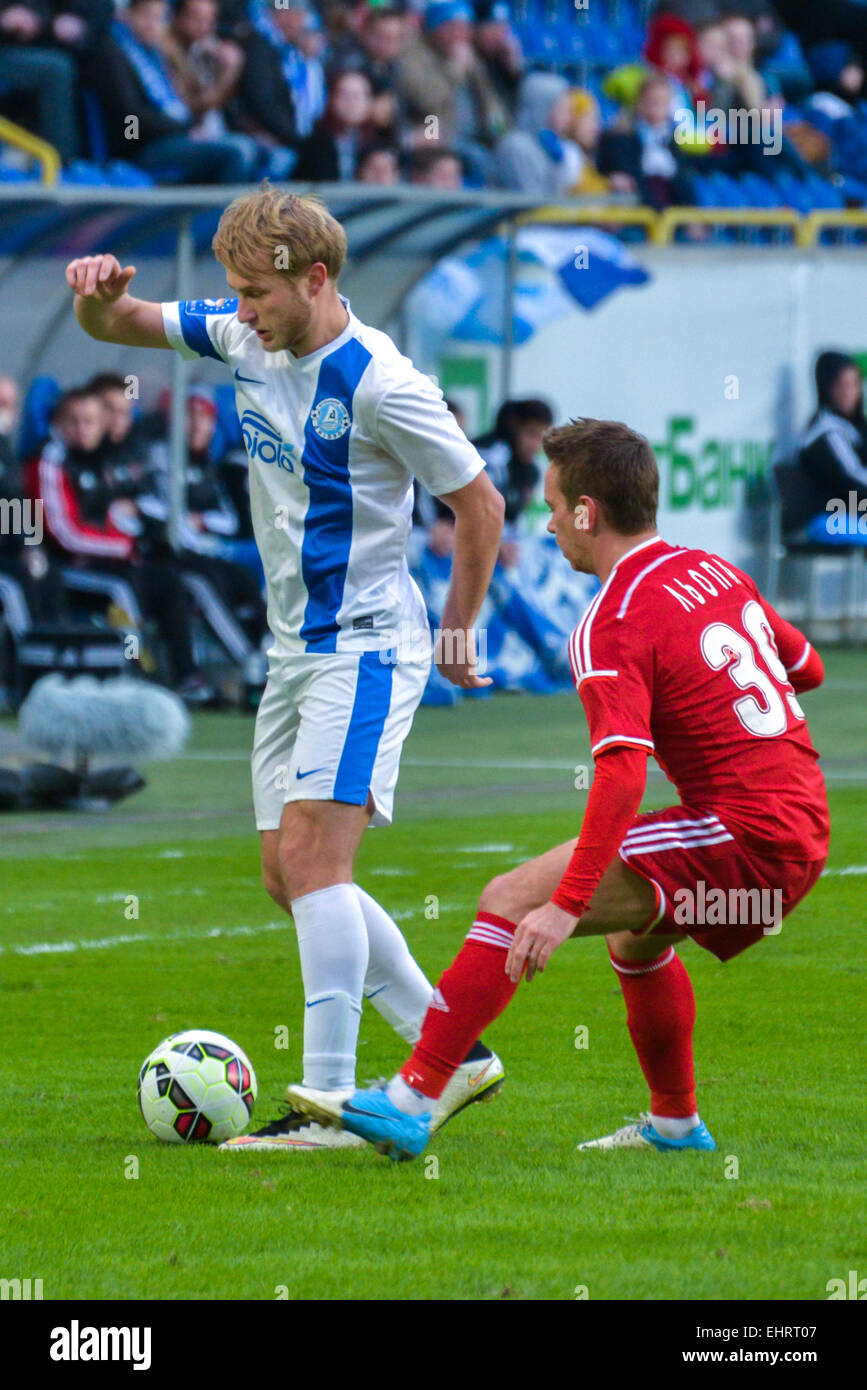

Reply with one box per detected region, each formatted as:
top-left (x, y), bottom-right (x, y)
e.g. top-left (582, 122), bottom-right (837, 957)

top-left (66, 188), bottom-right (506, 1150)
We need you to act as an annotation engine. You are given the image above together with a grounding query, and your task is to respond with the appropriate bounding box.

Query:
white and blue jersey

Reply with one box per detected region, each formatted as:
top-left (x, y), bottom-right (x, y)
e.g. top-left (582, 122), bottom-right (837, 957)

top-left (161, 294), bottom-right (485, 659)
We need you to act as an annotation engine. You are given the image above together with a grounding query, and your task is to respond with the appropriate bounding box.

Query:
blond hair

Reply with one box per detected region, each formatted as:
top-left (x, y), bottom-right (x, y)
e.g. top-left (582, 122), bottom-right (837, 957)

top-left (212, 184), bottom-right (347, 281)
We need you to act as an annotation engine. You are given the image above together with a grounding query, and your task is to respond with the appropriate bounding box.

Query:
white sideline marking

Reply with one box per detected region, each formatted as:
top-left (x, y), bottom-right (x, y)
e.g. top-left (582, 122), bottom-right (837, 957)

top-left (821, 864), bottom-right (867, 877)
top-left (1, 920), bottom-right (292, 958)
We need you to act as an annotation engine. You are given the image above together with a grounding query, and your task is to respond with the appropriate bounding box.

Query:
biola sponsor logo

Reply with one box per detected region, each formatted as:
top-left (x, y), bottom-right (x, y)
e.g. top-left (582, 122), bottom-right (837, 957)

top-left (49, 1320), bottom-right (152, 1371)
top-left (240, 410), bottom-right (298, 474)
top-left (673, 880), bottom-right (782, 933)
top-left (0, 497), bottom-right (42, 545)
top-left (674, 101), bottom-right (782, 156)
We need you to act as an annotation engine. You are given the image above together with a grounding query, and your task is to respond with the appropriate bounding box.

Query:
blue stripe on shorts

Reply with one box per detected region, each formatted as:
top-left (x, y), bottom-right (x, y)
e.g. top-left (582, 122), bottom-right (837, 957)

top-left (333, 652), bottom-right (394, 805)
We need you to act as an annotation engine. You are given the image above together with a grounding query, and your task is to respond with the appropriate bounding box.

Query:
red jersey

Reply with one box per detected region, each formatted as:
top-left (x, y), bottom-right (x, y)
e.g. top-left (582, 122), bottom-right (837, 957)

top-left (568, 537), bottom-right (829, 863)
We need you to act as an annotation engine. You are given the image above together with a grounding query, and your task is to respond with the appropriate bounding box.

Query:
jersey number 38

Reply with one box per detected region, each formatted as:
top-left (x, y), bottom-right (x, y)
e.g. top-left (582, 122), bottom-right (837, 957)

top-left (701, 600), bottom-right (806, 738)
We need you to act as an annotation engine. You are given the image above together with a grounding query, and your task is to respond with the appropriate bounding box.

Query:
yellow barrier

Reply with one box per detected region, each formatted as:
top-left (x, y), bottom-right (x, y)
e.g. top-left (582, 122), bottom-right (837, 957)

top-left (0, 115), bottom-right (61, 186)
top-left (515, 203), bottom-right (867, 248)
top-left (517, 204), bottom-right (658, 236)
top-left (799, 209), bottom-right (867, 247)
top-left (652, 205), bottom-right (802, 244)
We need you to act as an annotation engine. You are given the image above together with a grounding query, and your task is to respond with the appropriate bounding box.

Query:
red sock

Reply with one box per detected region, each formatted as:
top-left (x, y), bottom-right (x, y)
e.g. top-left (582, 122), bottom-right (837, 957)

top-left (401, 912), bottom-right (519, 1098)
top-left (609, 945), bottom-right (697, 1117)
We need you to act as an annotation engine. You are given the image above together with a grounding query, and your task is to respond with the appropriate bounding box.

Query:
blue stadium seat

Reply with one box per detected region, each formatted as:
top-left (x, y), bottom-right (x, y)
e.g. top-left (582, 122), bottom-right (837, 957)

top-left (104, 161), bottom-right (155, 187)
top-left (739, 172), bottom-right (783, 207)
top-left (766, 169), bottom-right (813, 212)
top-left (698, 170), bottom-right (745, 207)
top-left (0, 164), bottom-right (36, 182)
top-left (19, 376), bottom-right (60, 459)
top-left (802, 169), bottom-right (845, 209)
top-left (60, 160), bottom-right (111, 186)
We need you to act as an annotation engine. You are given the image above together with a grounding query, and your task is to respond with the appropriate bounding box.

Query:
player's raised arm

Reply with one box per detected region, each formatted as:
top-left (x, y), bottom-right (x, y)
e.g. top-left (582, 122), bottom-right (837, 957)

top-left (66, 254), bottom-right (170, 349)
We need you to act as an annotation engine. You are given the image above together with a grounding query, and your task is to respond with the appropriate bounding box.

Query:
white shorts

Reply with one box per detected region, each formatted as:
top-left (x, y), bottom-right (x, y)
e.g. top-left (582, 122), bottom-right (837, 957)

top-left (252, 651), bottom-right (430, 831)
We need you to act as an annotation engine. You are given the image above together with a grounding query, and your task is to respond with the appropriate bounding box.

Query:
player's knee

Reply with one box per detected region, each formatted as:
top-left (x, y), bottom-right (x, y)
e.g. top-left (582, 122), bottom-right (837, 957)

top-left (277, 807), bottom-right (330, 898)
top-left (262, 863), bottom-right (290, 913)
top-left (478, 870), bottom-right (524, 921)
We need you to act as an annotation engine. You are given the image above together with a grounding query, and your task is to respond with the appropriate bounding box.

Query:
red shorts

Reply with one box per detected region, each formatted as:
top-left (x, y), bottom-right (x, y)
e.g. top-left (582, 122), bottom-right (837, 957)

top-left (618, 805), bottom-right (826, 962)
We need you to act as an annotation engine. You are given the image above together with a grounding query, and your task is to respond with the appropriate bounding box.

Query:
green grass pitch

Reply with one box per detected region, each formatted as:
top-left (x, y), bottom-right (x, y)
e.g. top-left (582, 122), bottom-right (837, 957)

top-left (2, 650), bottom-right (865, 1301)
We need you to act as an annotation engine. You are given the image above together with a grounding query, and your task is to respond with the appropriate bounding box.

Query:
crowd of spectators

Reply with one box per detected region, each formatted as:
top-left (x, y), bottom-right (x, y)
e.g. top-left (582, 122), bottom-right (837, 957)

top-left (2, 1), bottom-right (867, 206)
top-left (0, 366), bottom-right (269, 706)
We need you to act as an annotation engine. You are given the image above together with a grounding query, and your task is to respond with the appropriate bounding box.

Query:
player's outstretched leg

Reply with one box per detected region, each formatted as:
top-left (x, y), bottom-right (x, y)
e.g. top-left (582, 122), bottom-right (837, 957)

top-left (355, 883), bottom-right (505, 1128)
top-left (287, 899), bottom-right (521, 1159)
top-left (288, 840), bottom-right (580, 1158)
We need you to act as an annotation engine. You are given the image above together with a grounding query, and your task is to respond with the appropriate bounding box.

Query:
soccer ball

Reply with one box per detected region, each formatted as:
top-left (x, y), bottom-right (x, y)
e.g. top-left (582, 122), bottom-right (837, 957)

top-left (138, 1029), bottom-right (257, 1144)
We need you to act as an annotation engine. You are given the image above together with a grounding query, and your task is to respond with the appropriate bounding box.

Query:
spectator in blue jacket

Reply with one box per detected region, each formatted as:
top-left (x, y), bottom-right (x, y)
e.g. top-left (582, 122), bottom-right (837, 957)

top-left (804, 41), bottom-right (867, 192)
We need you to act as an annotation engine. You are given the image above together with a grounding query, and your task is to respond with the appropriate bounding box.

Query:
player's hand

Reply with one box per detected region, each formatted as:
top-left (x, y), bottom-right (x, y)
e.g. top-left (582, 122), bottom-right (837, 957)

top-left (66, 255), bottom-right (137, 302)
top-left (506, 901), bottom-right (578, 983)
top-left (435, 626), bottom-right (492, 689)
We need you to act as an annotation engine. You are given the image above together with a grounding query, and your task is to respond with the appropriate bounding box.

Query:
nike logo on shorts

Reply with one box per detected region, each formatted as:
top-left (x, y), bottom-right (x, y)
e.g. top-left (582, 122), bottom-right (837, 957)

top-left (296, 767), bottom-right (326, 780)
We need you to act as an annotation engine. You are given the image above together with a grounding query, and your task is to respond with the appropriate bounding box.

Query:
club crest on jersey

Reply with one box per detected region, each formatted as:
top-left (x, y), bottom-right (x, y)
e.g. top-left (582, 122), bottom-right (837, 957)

top-left (310, 397), bottom-right (351, 440)
top-left (240, 409), bottom-right (297, 473)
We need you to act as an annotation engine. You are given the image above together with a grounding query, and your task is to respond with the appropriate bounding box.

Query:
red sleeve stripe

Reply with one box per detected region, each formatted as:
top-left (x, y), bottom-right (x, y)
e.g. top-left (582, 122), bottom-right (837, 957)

top-left (787, 641), bottom-right (811, 673)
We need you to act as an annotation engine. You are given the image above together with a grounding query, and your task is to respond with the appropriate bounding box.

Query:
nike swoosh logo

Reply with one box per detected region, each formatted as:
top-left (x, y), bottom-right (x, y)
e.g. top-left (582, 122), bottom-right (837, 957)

top-left (343, 1101), bottom-right (401, 1121)
top-left (296, 767), bottom-right (326, 780)
top-left (234, 370), bottom-right (266, 386)
top-left (468, 1061), bottom-right (494, 1087)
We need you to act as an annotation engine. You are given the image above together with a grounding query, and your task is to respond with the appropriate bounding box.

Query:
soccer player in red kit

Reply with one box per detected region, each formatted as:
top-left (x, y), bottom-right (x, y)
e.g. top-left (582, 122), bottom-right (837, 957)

top-left (287, 418), bottom-right (830, 1158)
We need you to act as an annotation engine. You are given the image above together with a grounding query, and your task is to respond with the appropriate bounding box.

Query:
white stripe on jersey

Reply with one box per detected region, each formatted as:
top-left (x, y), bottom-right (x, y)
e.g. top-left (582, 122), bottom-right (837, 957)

top-left (616, 548), bottom-right (683, 620)
top-left (623, 814), bottom-right (727, 841)
top-left (571, 535), bottom-right (665, 680)
top-left (619, 828), bottom-right (733, 850)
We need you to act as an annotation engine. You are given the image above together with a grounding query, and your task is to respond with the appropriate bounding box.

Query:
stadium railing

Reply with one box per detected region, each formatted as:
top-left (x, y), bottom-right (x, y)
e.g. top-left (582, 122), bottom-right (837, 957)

top-left (0, 117), bottom-right (60, 186)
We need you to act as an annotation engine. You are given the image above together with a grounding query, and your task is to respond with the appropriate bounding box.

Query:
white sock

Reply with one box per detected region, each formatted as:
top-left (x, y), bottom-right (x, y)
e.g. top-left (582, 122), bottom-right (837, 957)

top-left (292, 884), bottom-right (369, 1092)
top-left (650, 1113), bottom-right (700, 1139)
top-left (386, 1074), bottom-right (435, 1116)
top-left (355, 884), bottom-right (433, 1045)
